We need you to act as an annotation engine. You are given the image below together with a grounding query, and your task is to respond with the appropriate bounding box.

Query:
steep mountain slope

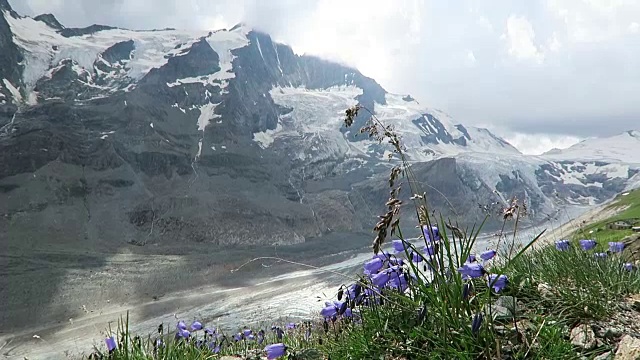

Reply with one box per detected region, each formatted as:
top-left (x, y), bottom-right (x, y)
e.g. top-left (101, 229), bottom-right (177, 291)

top-left (543, 130), bottom-right (640, 164)
top-left (1, 3), bottom-right (638, 255)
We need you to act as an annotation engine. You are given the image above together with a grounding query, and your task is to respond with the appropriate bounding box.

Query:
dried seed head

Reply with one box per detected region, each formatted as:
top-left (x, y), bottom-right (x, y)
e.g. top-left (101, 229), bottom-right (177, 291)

top-left (344, 105), bottom-right (361, 128)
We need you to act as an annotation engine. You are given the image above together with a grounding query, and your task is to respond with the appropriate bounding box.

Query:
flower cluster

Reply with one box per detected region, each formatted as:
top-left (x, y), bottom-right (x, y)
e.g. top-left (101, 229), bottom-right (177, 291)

top-left (555, 239), bottom-right (636, 271)
top-left (174, 320), bottom-right (226, 353)
top-left (321, 225), bottom-right (508, 339)
top-left (457, 250), bottom-right (507, 293)
top-left (103, 319), bottom-right (296, 359)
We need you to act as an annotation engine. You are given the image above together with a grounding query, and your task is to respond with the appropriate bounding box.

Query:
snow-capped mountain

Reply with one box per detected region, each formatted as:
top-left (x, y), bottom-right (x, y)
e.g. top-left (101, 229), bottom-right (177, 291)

top-left (0, 4), bottom-right (516, 161)
top-left (542, 130), bottom-right (640, 165)
top-left (1, 1), bottom-right (638, 251)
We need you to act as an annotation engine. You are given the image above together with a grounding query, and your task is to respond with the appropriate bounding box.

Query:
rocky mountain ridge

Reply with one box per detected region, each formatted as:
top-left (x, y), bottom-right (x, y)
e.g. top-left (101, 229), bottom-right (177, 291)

top-left (1, 4), bottom-right (639, 252)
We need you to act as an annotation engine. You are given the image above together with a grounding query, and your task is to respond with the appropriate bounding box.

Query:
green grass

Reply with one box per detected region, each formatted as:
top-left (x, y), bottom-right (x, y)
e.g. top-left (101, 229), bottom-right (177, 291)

top-left (504, 245), bottom-right (640, 322)
top-left (571, 189), bottom-right (640, 244)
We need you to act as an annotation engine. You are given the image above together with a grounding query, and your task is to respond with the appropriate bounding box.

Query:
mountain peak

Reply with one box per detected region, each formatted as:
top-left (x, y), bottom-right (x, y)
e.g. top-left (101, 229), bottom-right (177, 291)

top-left (541, 130), bottom-right (640, 164)
top-left (229, 22), bottom-right (250, 33)
top-left (34, 13), bottom-right (65, 30)
top-left (0, 0), bottom-right (11, 11)
top-left (0, 0), bottom-right (18, 18)
top-left (626, 130), bottom-right (640, 138)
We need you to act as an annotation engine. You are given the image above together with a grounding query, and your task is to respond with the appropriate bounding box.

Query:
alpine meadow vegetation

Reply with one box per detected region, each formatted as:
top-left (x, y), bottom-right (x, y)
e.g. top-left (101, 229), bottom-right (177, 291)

top-left (86, 105), bottom-right (640, 360)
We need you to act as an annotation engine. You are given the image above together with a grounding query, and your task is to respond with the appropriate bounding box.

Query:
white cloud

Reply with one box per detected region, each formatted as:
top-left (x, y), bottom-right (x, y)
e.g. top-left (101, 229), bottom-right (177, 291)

top-left (466, 50), bottom-right (477, 65)
top-left (477, 16), bottom-right (493, 31)
top-left (546, 0), bottom-right (640, 43)
top-left (272, 0), bottom-right (425, 84)
top-left (629, 22), bottom-right (640, 33)
top-left (548, 32), bottom-right (562, 51)
top-left (504, 15), bottom-right (544, 63)
top-left (502, 132), bottom-right (582, 155)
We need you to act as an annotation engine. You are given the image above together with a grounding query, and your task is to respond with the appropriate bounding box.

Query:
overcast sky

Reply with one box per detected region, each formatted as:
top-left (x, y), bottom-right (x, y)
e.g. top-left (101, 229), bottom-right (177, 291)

top-left (9, 0), bottom-right (640, 154)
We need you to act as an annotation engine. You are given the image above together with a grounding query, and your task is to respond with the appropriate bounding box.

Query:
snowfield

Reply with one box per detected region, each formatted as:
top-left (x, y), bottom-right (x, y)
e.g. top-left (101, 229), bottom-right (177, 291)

top-left (3, 8), bottom-right (252, 102)
top-left (258, 86), bottom-right (524, 163)
top-left (542, 130), bottom-right (640, 165)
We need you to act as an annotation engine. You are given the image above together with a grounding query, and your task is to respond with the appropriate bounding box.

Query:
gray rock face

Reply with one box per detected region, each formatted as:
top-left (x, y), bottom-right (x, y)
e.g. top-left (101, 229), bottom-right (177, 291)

top-left (59, 24), bottom-right (118, 38)
top-left (100, 40), bottom-right (135, 64)
top-left (0, 3), bottom-right (23, 104)
top-left (34, 13), bottom-right (64, 30)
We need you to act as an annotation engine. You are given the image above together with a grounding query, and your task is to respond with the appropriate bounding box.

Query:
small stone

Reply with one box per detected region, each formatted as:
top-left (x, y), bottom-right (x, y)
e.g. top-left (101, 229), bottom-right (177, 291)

top-left (594, 351), bottom-right (612, 360)
top-left (605, 327), bottom-right (623, 339)
top-left (494, 325), bottom-right (507, 335)
top-left (486, 304), bottom-right (513, 319)
top-left (570, 324), bottom-right (597, 350)
top-left (615, 335), bottom-right (640, 360)
top-left (537, 283), bottom-right (553, 296)
top-left (495, 296), bottom-right (519, 313)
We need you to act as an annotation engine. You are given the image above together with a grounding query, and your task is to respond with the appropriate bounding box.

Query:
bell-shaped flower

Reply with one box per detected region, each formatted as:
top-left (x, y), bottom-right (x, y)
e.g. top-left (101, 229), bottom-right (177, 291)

top-left (265, 343), bottom-right (287, 360)
top-left (105, 336), bottom-right (117, 353)
top-left (555, 240), bottom-right (570, 251)
top-left (422, 225), bottom-right (440, 242)
top-left (487, 274), bottom-right (508, 293)
top-left (457, 263), bottom-right (485, 279)
top-left (364, 257), bottom-right (384, 275)
top-left (609, 242), bottom-right (625, 253)
top-left (391, 239), bottom-right (408, 254)
top-left (471, 313), bottom-right (483, 334)
top-left (579, 239), bottom-right (597, 251)
top-left (191, 321), bottom-right (203, 331)
top-left (480, 250), bottom-right (497, 261)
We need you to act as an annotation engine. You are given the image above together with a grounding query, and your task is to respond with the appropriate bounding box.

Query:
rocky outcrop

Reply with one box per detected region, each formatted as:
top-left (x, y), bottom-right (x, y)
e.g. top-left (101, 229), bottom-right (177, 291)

top-left (59, 24), bottom-right (117, 37)
top-left (34, 13), bottom-right (64, 30)
top-left (0, 1), bottom-right (23, 105)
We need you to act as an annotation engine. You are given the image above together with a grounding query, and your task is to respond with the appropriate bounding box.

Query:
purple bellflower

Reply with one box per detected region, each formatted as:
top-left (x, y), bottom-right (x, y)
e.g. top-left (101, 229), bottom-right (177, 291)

top-left (623, 263), bottom-right (635, 271)
top-left (579, 239), bottom-right (597, 251)
top-left (422, 225), bottom-right (440, 242)
top-left (487, 274), bottom-right (508, 293)
top-left (480, 250), bottom-right (497, 261)
top-left (471, 313), bottom-right (483, 335)
top-left (391, 239), bottom-right (408, 254)
top-left (265, 343), bottom-right (287, 359)
top-left (105, 337), bottom-right (117, 353)
top-left (609, 242), bottom-right (625, 253)
top-left (555, 240), bottom-right (570, 251)
top-left (364, 257), bottom-right (384, 275)
top-left (191, 321), bottom-right (203, 331)
top-left (457, 263), bottom-right (485, 279)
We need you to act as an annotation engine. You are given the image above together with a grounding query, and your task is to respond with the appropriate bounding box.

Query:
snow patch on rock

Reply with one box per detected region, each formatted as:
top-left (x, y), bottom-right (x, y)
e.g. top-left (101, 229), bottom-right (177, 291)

top-left (167, 26), bottom-right (250, 89)
top-left (2, 79), bottom-right (22, 103)
top-left (3, 10), bottom-right (207, 95)
top-left (197, 103), bottom-right (220, 131)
